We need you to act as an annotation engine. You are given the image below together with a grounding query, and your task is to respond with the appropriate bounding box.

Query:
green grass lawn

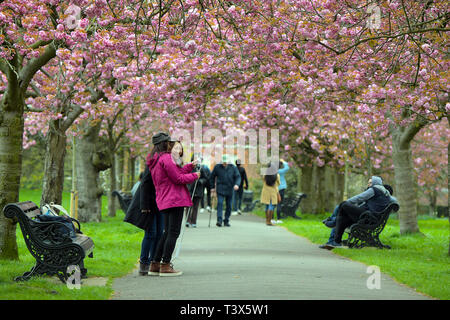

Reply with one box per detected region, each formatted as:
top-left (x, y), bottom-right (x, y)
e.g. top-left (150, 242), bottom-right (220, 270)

top-left (0, 189), bottom-right (143, 300)
top-left (253, 208), bottom-right (450, 300)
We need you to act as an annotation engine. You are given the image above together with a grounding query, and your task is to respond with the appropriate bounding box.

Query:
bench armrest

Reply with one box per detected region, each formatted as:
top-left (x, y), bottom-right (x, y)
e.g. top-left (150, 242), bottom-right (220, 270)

top-left (68, 217), bottom-right (82, 232)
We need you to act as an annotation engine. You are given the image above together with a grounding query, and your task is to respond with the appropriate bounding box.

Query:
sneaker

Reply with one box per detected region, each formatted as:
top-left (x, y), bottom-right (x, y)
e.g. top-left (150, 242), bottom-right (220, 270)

top-left (237, 210), bottom-right (242, 215)
top-left (231, 211), bottom-right (238, 216)
top-left (186, 222), bottom-right (191, 227)
top-left (276, 220), bottom-right (283, 224)
top-left (216, 222), bottom-right (222, 227)
top-left (324, 220), bottom-right (336, 228)
top-left (148, 261), bottom-right (160, 276)
top-left (191, 224), bottom-right (197, 228)
top-left (271, 219), bottom-right (277, 224)
top-left (322, 241), bottom-right (346, 250)
top-left (199, 208), bottom-right (205, 214)
top-left (224, 222), bottom-right (231, 227)
top-left (159, 263), bottom-right (182, 277)
top-left (206, 206), bottom-right (211, 212)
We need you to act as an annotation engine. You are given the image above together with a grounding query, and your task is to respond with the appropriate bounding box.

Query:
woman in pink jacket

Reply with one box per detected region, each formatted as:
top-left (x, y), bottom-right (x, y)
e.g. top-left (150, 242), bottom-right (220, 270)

top-left (146, 133), bottom-right (199, 276)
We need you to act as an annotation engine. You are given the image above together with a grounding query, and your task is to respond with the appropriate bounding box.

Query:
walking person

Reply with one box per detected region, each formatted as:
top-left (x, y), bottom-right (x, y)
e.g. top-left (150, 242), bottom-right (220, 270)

top-left (275, 159), bottom-right (289, 223)
top-left (147, 133), bottom-right (200, 276)
top-left (209, 155), bottom-right (241, 227)
top-left (200, 163), bottom-right (212, 213)
top-left (186, 154), bottom-right (209, 228)
top-left (260, 162), bottom-right (281, 226)
top-left (232, 159), bottom-right (249, 215)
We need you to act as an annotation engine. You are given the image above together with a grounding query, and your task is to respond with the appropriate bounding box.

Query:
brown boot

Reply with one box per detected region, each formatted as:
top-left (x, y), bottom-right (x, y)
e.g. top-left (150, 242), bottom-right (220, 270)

top-left (149, 261), bottom-right (160, 276)
top-left (159, 262), bottom-right (183, 277)
top-left (266, 211), bottom-right (274, 226)
top-left (139, 261), bottom-right (150, 276)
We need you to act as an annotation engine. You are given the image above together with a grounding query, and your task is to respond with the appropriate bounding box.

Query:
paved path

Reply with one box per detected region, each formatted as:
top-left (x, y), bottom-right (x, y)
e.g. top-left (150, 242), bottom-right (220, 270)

top-left (111, 212), bottom-right (431, 300)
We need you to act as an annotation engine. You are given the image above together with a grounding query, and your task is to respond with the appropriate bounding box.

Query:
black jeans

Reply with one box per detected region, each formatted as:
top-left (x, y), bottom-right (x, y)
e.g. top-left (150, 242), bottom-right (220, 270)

top-left (201, 187), bottom-right (211, 208)
top-left (187, 196), bottom-right (201, 225)
top-left (275, 189), bottom-right (285, 219)
top-left (153, 207), bottom-right (184, 263)
top-left (334, 202), bottom-right (366, 243)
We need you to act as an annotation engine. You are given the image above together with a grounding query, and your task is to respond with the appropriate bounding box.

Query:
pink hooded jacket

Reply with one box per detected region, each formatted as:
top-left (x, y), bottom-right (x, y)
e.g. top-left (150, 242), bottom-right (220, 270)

top-left (147, 152), bottom-right (198, 212)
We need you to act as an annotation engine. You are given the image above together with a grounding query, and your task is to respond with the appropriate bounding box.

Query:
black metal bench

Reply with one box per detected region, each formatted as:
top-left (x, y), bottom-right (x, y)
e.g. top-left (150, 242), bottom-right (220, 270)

top-left (242, 190), bottom-right (260, 212)
top-left (280, 193), bottom-right (307, 219)
top-left (436, 206), bottom-right (448, 217)
top-left (112, 190), bottom-right (132, 212)
top-left (3, 201), bottom-right (94, 284)
top-left (345, 202), bottom-right (399, 249)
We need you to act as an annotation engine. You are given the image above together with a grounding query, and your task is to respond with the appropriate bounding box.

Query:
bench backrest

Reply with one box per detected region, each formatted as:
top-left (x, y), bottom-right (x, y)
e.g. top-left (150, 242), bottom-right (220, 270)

top-left (3, 201), bottom-right (75, 248)
top-left (282, 193), bottom-right (306, 207)
top-left (3, 201), bottom-right (41, 221)
top-left (357, 202), bottom-right (399, 230)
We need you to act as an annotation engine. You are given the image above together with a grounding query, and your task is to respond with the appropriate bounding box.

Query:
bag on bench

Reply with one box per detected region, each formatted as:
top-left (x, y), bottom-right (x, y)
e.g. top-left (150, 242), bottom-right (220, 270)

top-left (35, 203), bottom-right (77, 238)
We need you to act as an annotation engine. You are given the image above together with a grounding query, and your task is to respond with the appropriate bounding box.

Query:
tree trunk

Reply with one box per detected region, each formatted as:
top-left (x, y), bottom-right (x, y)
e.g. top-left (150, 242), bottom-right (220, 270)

top-left (40, 121), bottom-right (66, 207)
top-left (391, 126), bottom-right (420, 234)
top-left (300, 166), bottom-right (313, 214)
top-left (108, 153), bottom-right (117, 217)
top-left (428, 189), bottom-right (437, 216)
top-left (335, 169), bottom-right (345, 205)
top-left (447, 119), bottom-right (449, 256)
top-left (314, 165), bottom-right (326, 214)
top-left (75, 122), bottom-right (111, 222)
top-left (0, 57), bottom-right (24, 260)
top-left (123, 148), bottom-right (129, 192)
top-left (0, 109), bottom-right (23, 260)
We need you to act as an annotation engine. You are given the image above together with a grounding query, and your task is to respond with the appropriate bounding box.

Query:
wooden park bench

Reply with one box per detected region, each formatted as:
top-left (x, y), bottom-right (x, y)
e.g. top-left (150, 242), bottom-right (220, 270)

top-left (3, 201), bottom-right (94, 284)
top-left (112, 190), bottom-right (132, 212)
top-left (345, 202), bottom-right (399, 249)
top-left (280, 193), bottom-right (307, 219)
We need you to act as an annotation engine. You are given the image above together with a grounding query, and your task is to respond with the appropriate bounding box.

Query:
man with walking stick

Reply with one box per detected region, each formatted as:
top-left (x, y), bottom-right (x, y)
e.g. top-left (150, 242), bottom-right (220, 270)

top-left (209, 155), bottom-right (241, 227)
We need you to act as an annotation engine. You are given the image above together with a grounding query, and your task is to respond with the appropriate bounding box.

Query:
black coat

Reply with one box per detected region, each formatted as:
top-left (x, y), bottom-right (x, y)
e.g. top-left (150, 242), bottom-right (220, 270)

top-left (188, 165), bottom-right (210, 198)
top-left (209, 164), bottom-right (241, 197)
top-left (123, 165), bottom-right (159, 231)
top-left (237, 166), bottom-right (248, 191)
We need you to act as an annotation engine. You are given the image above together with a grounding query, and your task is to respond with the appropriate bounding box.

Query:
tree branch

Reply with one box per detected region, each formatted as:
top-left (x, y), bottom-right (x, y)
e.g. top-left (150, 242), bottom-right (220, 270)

top-left (19, 41), bottom-right (57, 93)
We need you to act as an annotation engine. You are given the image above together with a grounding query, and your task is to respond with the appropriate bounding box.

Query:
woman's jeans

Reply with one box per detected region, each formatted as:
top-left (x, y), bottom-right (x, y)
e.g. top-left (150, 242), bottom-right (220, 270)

top-left (153, 207), bottom-right (184, 263)
top-left (140, 211), bottom-right (164, 265)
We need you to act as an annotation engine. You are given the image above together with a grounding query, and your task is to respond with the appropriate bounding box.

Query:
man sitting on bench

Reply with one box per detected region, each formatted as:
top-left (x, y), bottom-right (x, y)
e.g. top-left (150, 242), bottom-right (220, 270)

top-left (323, 176), bottom-right (393, 249)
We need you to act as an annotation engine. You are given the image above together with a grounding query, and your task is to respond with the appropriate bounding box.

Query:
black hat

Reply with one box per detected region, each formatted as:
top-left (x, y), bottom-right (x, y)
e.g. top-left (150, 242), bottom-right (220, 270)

top-left (152, 132), bottom-right (173, 145)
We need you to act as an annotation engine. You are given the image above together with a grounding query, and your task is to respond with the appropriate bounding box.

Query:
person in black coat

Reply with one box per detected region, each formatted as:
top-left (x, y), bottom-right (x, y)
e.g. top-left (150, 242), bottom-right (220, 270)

top-left (186, 155), bottom-right (210, 227)
top-left (209, 155), bottom-right (241, 227)
top-left (124, 136), bottom-right (167, 275)
top-left (232, 159), bottom-right (248, 214)
top-left (200, 164), bottom-right (212, 210)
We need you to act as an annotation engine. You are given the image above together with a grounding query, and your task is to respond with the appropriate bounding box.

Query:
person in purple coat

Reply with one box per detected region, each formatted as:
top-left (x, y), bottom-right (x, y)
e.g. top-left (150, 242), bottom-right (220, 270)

top-left (146, 133), bottom-right (200, 276)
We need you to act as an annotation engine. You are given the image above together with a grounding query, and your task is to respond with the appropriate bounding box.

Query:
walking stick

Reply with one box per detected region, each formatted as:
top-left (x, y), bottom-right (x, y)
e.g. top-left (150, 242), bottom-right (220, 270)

top-left (209, 191), bottom-right (216, 228)
top-left (173, 167), bottom-right (200, 260)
